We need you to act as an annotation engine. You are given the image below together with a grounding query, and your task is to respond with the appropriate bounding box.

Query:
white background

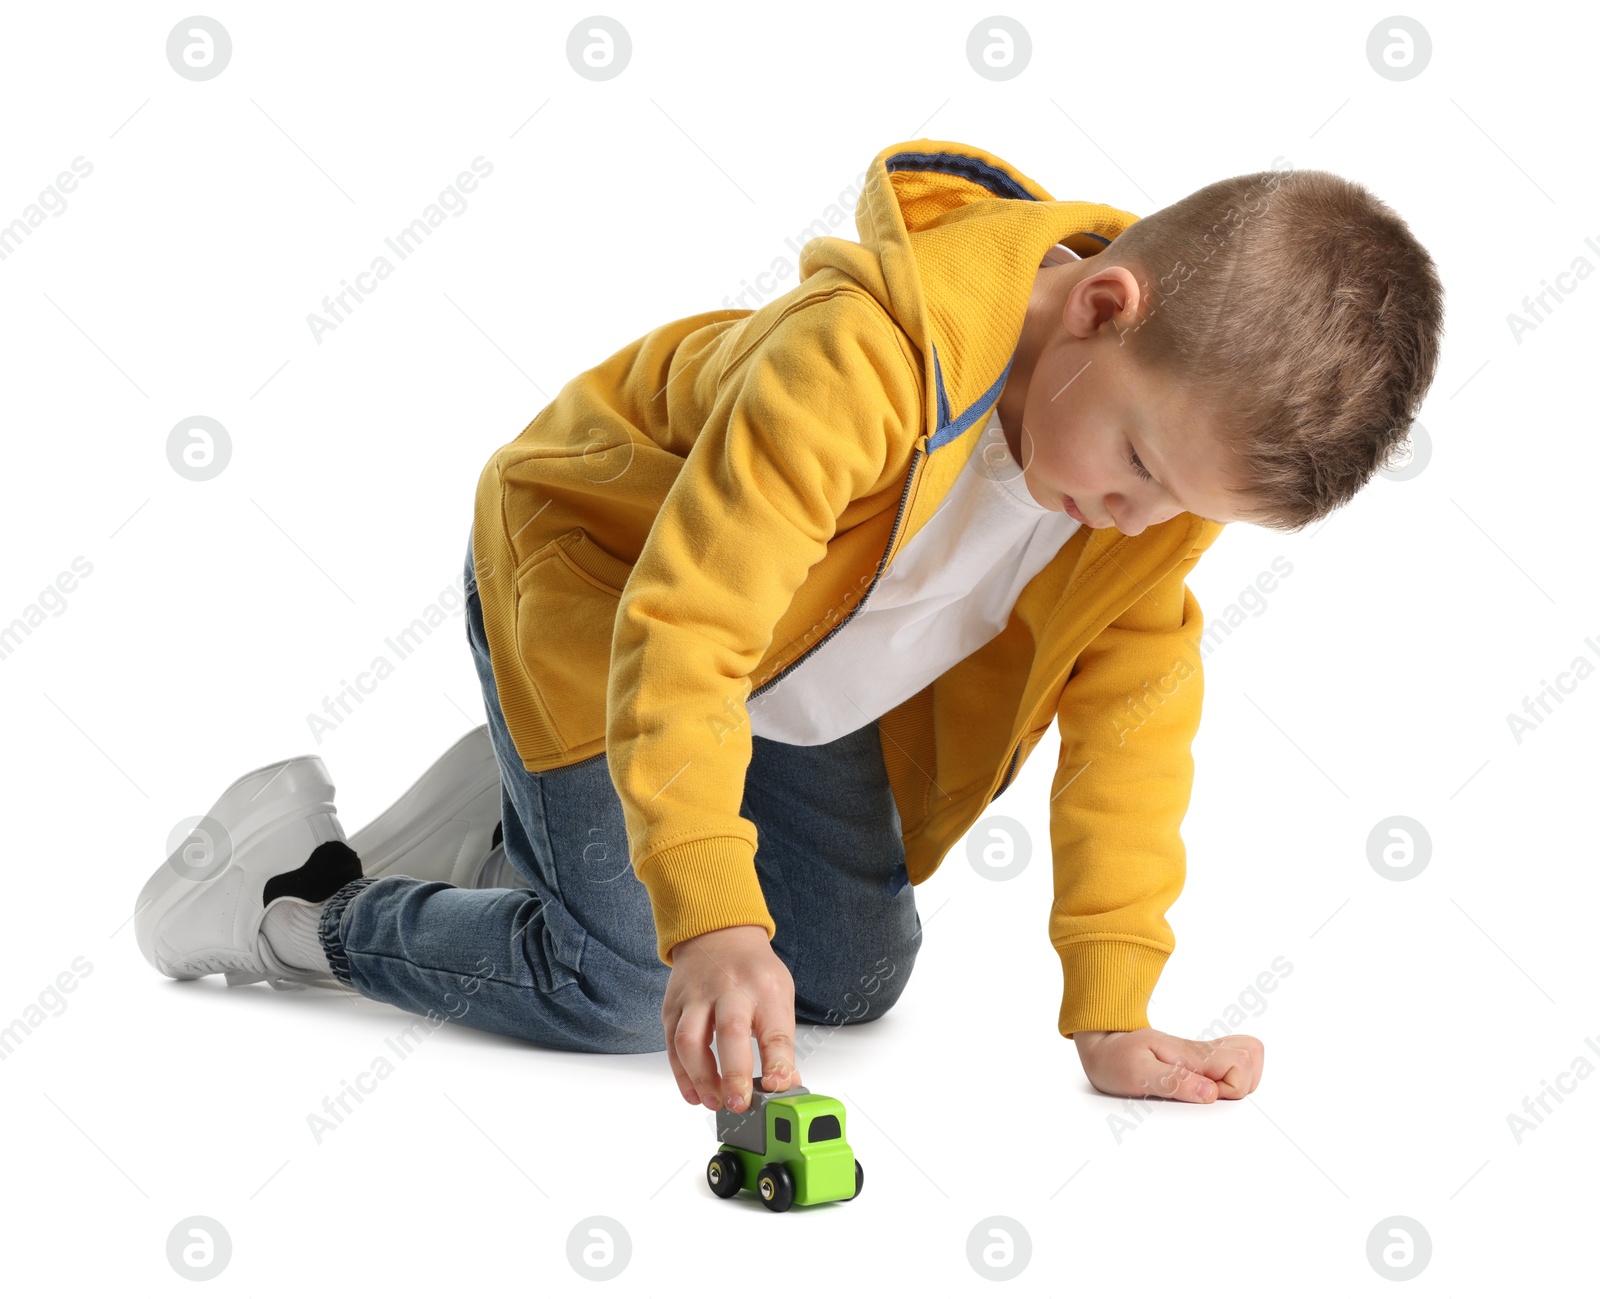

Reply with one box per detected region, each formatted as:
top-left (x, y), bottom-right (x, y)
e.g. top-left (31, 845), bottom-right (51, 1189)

top-left (1, 0), bottom-right (1594, 1292)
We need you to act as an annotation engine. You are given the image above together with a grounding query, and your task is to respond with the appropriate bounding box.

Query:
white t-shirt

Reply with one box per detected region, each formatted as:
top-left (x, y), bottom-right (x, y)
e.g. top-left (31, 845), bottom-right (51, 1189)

top-left (748, 246), bottom-right (1084, 746)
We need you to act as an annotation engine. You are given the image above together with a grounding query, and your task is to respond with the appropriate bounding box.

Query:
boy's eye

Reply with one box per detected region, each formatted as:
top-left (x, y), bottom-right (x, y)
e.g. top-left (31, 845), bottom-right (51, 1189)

top-left (1128, 444), bottom-right (1155, 483)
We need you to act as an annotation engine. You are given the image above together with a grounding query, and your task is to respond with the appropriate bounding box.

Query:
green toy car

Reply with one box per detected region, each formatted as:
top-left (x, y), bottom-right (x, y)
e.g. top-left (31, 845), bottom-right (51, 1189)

top-left (705, 1075), bottom-right (864, 1211)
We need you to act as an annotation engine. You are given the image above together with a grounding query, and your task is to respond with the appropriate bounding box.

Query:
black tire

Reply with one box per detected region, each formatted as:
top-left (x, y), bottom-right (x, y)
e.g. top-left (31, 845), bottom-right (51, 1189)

top-left (706, 1152), bottom-right (742, 1199)
top-left (845, 1159), bottom-right (864, 1201)
top-left (757, 1162), bottom-right (795, 1212)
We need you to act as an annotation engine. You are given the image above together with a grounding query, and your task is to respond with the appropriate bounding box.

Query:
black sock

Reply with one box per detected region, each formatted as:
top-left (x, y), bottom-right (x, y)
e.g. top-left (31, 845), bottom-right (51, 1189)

top-left (263, 840), bottom-right (362, 906)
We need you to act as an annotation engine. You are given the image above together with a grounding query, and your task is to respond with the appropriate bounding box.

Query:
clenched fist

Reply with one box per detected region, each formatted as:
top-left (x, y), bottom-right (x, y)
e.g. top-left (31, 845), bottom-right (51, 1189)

top-left (1074, 1028), bottom-right (1264, 1103)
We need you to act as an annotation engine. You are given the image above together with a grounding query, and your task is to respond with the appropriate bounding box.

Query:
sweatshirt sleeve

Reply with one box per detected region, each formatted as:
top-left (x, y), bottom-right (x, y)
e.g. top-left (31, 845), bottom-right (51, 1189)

top-left (605, 291), bottom-right (923, 966)
top-left (1048, 531), bottom-right (1212, 1038)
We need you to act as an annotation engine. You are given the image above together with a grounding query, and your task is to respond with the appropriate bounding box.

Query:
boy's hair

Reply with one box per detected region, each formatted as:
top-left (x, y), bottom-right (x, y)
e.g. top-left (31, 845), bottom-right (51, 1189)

top-left (1101, 165), bottom-right (1445, 532)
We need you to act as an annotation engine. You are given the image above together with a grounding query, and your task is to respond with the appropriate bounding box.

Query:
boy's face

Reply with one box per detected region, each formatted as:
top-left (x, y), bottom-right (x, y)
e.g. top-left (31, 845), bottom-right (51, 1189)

top-left (998, 259), bottom-right (1248, 534)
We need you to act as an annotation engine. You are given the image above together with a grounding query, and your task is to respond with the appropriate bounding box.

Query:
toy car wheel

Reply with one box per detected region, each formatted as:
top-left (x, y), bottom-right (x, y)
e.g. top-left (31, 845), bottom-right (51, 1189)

top-left (844, 1159), bottom-right (864, 1200)
top-left (756, 1162), bottom-right (795, 1212)
top-left (706, 1152), bottom-right (742, 1199)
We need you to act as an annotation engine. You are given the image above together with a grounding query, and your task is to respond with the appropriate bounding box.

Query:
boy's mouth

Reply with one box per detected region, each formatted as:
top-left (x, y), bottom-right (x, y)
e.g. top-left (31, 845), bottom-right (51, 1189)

top-left (1061, 494), bottom-right (1093, 527)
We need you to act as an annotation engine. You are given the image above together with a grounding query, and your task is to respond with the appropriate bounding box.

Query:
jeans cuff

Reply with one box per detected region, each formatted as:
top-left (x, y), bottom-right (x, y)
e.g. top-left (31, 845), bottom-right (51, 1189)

top-left (319, 876), bottom-right (377, 987)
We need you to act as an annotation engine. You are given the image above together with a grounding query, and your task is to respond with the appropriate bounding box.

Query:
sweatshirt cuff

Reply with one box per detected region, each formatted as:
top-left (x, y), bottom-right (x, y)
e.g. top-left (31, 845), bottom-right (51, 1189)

top-left (1055, 939), bottom-right (1173, 1039)
top-left (633, 836), bottom-right (777, 967)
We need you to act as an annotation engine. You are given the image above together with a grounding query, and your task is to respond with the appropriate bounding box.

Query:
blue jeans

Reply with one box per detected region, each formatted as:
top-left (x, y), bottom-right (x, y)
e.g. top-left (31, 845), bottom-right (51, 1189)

top-left (316, 531), bottom-right (923, 1054)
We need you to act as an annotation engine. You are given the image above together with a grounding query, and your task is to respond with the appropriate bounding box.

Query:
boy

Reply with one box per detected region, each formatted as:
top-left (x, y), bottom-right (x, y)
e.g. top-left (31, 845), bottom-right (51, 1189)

top-left (136, 138), bottom-right (1444, 1114)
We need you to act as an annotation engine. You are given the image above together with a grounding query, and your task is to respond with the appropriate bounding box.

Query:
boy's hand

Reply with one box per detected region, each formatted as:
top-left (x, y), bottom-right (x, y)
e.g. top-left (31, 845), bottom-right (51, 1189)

top-left (1073, 1028), bottom-right (1264, 1103)
top-left (664, 924), bottom-right (801, 1115)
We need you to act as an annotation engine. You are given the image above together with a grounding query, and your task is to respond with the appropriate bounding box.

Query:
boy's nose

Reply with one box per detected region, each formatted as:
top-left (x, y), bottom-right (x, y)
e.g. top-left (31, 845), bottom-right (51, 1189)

top-left (1111, 502), bottom-right (1180, 536)
top-left (1108, 507), bottom-right (1147, 536)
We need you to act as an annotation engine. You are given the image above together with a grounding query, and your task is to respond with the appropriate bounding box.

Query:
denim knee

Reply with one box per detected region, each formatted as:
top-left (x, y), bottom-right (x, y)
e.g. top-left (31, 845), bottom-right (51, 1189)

top-left (511, 946), bottom-right (670, 1055)
top-left (794, 921), bottom-right (922, 1027)
top-left (600, 980), bottom-right (670, 1054)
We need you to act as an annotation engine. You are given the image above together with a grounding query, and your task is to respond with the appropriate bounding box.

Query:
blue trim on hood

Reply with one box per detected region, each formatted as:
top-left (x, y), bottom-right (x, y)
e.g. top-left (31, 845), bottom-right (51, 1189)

top-left (886, 148), bottom-right (1072, 451)
top-left (930, 352), bottom-right (1016, 453)
top-left (885, 149), bottom-right (1044, 202)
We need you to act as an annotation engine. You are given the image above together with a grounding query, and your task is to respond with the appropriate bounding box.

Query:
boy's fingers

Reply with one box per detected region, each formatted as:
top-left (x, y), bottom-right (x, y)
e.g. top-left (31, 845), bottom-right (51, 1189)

top-left (1214, 1034), bottom-right (1264, 1095)
top-left (754, 1001), bottom-right (799, 1093)
top-left (1196, 1053), bottom-right (1251, 1099)
top-left (1145, 1055), bottom-right (1217, 1103)
top-left (663, 1014), bottom-right (700, 1106)
top-left (1148, 1037), bottom-right (1254, 1101)
top-left (670, 1002), bottom-right (720, 1109)
top-left (711, 1002), bottom-right (756, 1112)
top-left (1175, 1035), bottom-right (1261, 1098)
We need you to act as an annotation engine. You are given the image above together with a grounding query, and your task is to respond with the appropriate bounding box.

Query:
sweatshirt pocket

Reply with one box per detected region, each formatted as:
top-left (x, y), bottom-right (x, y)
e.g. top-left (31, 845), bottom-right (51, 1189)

top-left (512, 528), bottom-right (634, 759)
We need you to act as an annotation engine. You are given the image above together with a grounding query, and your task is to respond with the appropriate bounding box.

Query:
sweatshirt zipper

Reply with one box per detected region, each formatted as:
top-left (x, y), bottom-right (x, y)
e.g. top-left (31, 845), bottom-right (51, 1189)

top-left (741, 424), bottom-right (1188, 803)
top-left (745, 435), bottom-right (1025, 809)
top-left (747, 440), bottom-right (928, 703)
top-left (991, 739), bottom-right (1022, 802)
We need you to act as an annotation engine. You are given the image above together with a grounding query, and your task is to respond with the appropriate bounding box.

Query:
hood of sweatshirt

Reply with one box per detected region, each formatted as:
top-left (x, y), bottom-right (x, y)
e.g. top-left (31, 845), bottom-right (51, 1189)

top-left (797, 139), bottom-right (1154, 553)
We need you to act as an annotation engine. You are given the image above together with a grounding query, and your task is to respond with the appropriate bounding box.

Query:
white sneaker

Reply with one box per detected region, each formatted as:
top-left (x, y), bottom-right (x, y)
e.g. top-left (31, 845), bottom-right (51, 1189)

top-left (135, 755), bottom-right (361, 990)
top-left (347, 725), bottom-right (505, 888)
top-left (473, 840), bottom-right (527, 889)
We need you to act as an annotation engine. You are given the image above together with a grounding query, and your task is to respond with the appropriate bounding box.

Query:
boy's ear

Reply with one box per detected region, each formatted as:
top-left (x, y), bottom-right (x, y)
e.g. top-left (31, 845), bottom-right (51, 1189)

top-left (1066, 262), bottom-right (1147, 338)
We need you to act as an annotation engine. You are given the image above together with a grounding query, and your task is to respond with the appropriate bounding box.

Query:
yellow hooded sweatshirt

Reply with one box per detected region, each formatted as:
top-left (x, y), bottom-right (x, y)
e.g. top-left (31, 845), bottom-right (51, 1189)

top-left (471, 138), bottom-right (1226, 1039)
